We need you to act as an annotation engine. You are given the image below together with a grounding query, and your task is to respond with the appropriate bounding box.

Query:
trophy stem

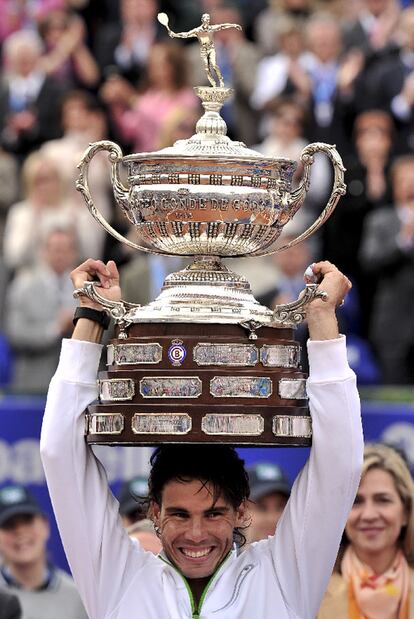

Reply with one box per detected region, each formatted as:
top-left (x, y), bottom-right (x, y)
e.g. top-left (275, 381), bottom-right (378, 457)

top-left (161, 255), bottom-right (250, 292)
top-left (194, 87), bottom-right (232, 138)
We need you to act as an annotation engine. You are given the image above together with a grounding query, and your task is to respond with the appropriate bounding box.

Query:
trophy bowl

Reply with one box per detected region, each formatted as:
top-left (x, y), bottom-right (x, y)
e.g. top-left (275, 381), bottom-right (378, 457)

top-left (77, 80), bottom-right (346, 260)
top-left (78, 136), bottom-right (345, 259)
top-left (120, 153), bottom-right (292, 257)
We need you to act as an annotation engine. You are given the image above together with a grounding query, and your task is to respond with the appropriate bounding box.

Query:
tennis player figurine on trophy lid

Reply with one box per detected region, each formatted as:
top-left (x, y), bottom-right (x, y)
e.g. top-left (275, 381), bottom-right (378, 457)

top-left (74, 12), bottom-right (346, 447)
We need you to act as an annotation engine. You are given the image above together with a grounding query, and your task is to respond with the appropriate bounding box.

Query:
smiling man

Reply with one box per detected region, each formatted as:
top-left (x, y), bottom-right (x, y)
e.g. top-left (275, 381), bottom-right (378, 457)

top-left (147, 444), bottom-right (251, 606)
top-left (40, 258), bottom-right (363, 619)
top-left (0, 485), bottom-right (87, 619)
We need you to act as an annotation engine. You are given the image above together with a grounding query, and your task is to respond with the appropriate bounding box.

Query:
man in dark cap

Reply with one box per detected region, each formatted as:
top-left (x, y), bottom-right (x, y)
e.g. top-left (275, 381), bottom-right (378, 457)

top-left (117, 475), bottom-right (149, 528)
top-left (247, 463), bottom-right (291, 543)
top-left (118, 476), bottom-right (162, 553)
top-left (0, 485), bottom-right (87, 619)
top-left (0, 589), bottom-right (21, 619)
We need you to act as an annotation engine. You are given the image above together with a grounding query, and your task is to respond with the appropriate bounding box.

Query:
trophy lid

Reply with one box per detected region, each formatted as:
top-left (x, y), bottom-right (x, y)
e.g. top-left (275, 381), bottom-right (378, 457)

top-left (123, 86), bottom-right (294, 163)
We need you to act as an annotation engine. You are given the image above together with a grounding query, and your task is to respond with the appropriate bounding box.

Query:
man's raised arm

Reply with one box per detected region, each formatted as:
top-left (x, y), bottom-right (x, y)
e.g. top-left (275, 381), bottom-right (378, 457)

top-left (168, 27), bottom-right (199, 39)
top-left (211, 23), bottom-right (243, 32)
top-left (40, 260), bottom-right (155, 619)
top-left (266, 261), bottom-right (363, 617)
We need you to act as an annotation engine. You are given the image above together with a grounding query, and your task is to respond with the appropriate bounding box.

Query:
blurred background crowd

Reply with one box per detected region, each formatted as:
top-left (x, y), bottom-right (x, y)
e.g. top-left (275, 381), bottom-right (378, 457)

top-left (0, 0), bottom-right (414, 392)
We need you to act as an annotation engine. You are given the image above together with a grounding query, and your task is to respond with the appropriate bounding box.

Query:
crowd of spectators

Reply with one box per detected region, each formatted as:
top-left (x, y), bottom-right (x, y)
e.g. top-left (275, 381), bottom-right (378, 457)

top-left (1, 0), bottom-right (414, 390)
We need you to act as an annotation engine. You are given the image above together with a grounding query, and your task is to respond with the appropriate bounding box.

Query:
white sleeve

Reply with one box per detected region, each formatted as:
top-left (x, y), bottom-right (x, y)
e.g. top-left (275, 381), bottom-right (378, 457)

top-left (391, 94), bottom-right (411, 121)
top-left (250, 57), bottom-right (287, 110)
top-left (270, 336), bottom-right (363, 618)
top-left (3, 205), bottom-right (38, 270)
top-left (40, 339), bottom-right (155, 619)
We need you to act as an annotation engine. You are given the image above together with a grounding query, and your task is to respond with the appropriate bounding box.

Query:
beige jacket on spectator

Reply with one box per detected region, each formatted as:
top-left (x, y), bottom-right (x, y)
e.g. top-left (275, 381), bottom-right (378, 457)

top-left (317, 570), bottom-right (414, 618)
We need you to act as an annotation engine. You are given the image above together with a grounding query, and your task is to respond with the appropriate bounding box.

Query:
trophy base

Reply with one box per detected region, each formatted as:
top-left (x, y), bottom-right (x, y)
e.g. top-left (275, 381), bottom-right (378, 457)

top-left (124, 257), bottom-right (276, 328)
top-left (76, 257), bottom-right (326, 340)
top-left (85, 322), bottom-right (311, 447)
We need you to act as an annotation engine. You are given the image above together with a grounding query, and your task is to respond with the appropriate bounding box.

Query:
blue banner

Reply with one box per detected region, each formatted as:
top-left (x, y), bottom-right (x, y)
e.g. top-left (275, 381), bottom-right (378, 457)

top-left (0, 395), bottom-right (413, 571)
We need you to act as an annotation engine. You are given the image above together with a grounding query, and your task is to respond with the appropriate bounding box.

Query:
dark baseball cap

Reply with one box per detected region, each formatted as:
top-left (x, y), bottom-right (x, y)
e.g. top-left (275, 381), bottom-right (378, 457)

top-left (247, 463), bottom-right (291, 502)
top-left (118, 476), bottom-right (149, 517)
top-left (0, 485), bottom-right (43, 527)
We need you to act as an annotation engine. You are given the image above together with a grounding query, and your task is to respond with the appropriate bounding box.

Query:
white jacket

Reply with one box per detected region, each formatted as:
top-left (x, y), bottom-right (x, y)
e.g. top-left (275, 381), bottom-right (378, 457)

top-left (40, 336), bottom-right (363, 619)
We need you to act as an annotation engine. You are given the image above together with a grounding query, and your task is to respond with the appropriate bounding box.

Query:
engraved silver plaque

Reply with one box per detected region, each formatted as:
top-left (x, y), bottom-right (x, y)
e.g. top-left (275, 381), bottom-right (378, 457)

top-left (202, 414), bottom-right (264, 435)
top-left (99, 378), bottom-right (135, 402)
top-left (139, 376), bottom-right (202, 398)
top-left (193, 343), bottom-right (258, 366)
top-left (132, 413), bottom-right (192, 434)
top-left (210, 376), bottom-right (272, 398)
top-left (272, 415), bottom-right (312, 438)
top-left (89, 413), bottom-right (124, 435)
top-left (278, 378), bottom-right (307, 399)
top-left (107, 343), bottom-right (162, 365)
top-left (260, 344), bottom-right (300, 368)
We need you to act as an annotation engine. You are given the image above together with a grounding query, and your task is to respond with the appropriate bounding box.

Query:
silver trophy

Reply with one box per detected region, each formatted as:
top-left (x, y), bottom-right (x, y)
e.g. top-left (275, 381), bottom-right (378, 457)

top-left (74, 13), bottom-right (346, 446)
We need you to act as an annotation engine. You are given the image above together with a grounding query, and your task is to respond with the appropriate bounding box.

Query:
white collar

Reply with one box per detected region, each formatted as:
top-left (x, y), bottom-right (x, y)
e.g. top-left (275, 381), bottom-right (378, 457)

top-left (8, 70), bottom-right (45, 99)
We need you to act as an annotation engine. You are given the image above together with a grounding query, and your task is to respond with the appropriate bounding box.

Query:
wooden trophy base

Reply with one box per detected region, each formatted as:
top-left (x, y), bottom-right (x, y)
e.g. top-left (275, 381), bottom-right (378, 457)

top-left (85, 322), bottom-right (311, 447)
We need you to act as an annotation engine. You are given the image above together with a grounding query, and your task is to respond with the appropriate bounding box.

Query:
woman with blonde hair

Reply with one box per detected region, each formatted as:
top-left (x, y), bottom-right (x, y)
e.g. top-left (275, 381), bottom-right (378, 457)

top-left (318, 443), bottom-right (414, 618)
top-left (3, 150), bottom-right (97, 271)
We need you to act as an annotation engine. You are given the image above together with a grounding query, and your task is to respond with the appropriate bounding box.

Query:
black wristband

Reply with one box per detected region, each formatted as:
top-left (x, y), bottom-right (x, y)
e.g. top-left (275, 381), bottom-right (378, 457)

top-left (73, 306), bottom-right (111, 330)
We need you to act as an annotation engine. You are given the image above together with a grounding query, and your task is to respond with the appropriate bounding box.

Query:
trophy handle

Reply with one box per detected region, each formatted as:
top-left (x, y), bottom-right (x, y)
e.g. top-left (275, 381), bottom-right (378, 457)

top-left (271, 284), bottom-right (328, 325)
top-left (73, 281), bottom-right (140, 339)
top-left (252, 142), bottom-right (346, 257)
top-left (239, 284), bottom-right (328, 339)
top-left (76, 140), bottom-right (165, 255)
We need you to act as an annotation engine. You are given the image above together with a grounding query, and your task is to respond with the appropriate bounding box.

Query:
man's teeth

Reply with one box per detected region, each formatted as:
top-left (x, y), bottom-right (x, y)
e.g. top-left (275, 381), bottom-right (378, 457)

top-left (182, 548), bottom-right (212, 558)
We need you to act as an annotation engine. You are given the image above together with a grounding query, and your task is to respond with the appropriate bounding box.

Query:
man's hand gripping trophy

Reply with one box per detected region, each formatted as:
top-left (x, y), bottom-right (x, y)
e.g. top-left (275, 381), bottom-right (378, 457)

top-left (157, 12), bottom-right (242, 88)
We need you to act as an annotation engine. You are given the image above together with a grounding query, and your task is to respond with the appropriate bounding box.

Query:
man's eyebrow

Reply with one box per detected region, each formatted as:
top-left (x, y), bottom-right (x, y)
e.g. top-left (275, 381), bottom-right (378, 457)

top-left (165, 506), bottom-right (190, 514)
top-left (204, 505), bottom-right (230, 514)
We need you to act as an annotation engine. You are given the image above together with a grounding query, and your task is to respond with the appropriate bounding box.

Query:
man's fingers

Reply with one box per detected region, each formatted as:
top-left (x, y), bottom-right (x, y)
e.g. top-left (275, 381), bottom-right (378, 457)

top-left (310, 260), bottom-right (336, 275)
top-left (304, 261), bottom-right (353, 307)
top-left (76, 258), bottom-right (110, 277)
top-left (304, 261), bottom-right (338, 283)
top-left (307, 261), bottom-right (352, 287)
top-left (304, 263), bottom-right (319, 284)
top-left (71, 259), bottom-right (111, 288)
top-left (106, 260), bottom-right (119, 282)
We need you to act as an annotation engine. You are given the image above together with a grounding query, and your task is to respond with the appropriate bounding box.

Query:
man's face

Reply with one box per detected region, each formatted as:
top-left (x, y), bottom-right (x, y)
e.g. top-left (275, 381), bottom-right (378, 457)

top-left (152, 479), bottom-right (247, 579)
top-left (0, 514), bottom-right (49, 568)
top-left (400, 10), bottom-right (414, 53)
top-left (121, 0), bottom-right (156, 23)
top-left (366, 0), bottom-right (389, 18)
top-left (248, 492), bottom-right (289, 543)
top-left (9, 43), bottom-right (39, 77)
top-left (307, 22), bottom-right (342, 63)
top-left (62, 99), bottom-right (89, 133)
top-left (44, 231), bottom-right (78, 275)
top-left (393, 163), bottom-right (414, 206)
